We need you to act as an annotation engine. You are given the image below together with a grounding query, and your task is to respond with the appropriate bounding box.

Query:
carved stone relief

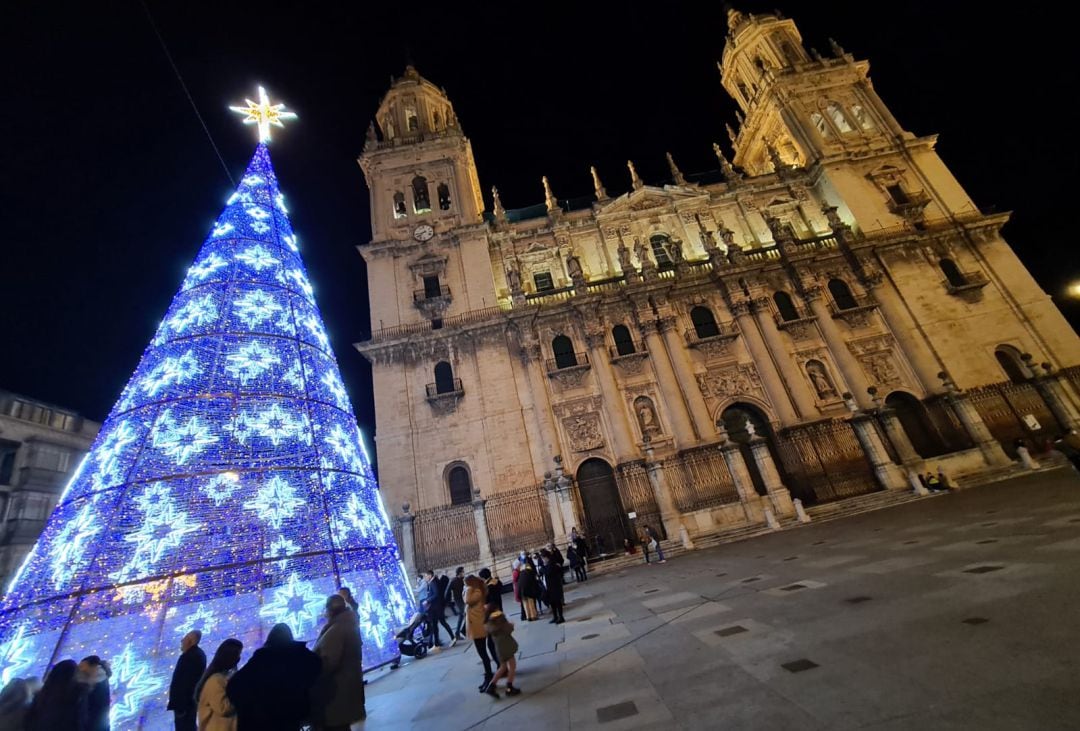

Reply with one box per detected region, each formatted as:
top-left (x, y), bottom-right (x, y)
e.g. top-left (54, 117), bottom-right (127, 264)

top-left (696, 363), bottom-right (766, 404)
top-left (548, 364), bottom-right (591, 390)
top-left (848, 334), bottom-right (904, 388)
top-left (553, 396), bottom-right (605, 452)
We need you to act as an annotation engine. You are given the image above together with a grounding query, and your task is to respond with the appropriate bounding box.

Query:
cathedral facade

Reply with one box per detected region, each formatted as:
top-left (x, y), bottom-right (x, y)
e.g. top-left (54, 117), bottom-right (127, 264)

top-left (355, 8), bottom-right (1080, 575)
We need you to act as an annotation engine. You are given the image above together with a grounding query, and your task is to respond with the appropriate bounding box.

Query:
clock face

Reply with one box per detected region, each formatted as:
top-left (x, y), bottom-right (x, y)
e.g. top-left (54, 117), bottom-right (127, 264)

top-left (413, 224), bottom-right (435, 242)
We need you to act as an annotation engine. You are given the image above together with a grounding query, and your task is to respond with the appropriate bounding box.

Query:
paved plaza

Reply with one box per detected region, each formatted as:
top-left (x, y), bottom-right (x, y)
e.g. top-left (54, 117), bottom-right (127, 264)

top-left (363, 469), bottom-right (1080, 730)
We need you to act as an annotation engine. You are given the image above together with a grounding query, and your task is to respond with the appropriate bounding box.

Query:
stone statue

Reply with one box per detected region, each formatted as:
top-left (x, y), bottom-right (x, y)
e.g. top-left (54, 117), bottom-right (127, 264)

top-left (506, 266), bottom-right (523, 296)
top-left (669, 237), bottom-right (684, 265)
top-left (745, 420), bottom-right (757, 438)
top-left (635, 397), bottom-right (661, 437)
top-left (806, 360), bottom-right (837, 398)
top-left (617, 236), bottom-right (639, 283)
top-left (566, 254), bottom-right (583, 280)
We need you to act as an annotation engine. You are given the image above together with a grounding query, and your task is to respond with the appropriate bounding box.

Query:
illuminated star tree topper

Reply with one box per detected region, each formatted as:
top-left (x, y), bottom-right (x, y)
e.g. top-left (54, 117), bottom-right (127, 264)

top-left (229, 86), bottom-right (297, 143)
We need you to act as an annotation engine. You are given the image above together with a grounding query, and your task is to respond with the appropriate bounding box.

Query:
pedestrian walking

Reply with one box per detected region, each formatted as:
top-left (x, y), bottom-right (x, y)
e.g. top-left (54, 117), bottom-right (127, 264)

top-left (481, 610), bottom-right (521, 698)
top-left (226, 623), bottom-right (321, 731)
top-left (464, 575), bottom-right (495, 692)
top-left (311, 594), bottom-right (366, 730)
top-left (24, 659), bottom-right (88, 731)
top-left (77, 656), bottom-right (110, 731)
top-left (644, 525), bottom-right (666, 563)
top-left (196, 638), bottom-right (243, 731)
top-left (540, 550), bottom-right (565, 624)
top-left (447, 566), bottom-right (467, 643)
top-left (418, 570), bottom-right (453, 648)
top-left (168, 630), bottom-right (207, 731)
top-left (567, 545), bottom-right (587, 582)
top-left (479, 568), bottom-right (503, 663)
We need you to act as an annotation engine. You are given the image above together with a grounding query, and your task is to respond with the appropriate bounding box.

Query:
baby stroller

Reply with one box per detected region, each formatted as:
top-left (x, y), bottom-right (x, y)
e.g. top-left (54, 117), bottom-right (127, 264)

top-left (393, 612), bottom-right (430, 664)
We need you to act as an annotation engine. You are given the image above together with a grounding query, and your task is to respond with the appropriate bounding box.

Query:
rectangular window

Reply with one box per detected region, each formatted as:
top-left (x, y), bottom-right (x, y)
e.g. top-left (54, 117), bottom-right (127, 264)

top-left (887, 184), bottom-right (909, 205)
top-left (533, 272), bottom-right (554, 292)
top-left (651, 240), bottom-right (673, 267)
top-left (0, 443), bottom-right (17, 485)
top-left (423, 275), bottom-right (442, 299)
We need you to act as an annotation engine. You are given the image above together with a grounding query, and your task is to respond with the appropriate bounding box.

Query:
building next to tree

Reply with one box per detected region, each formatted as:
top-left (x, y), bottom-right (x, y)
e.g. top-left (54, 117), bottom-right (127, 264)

top-left (354, 8), bottom-right (1080, 574)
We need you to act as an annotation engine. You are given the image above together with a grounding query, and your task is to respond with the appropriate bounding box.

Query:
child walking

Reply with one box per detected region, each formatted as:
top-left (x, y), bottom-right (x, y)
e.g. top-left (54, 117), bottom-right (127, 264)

top-left (482, 610), bottom-right (521, 698)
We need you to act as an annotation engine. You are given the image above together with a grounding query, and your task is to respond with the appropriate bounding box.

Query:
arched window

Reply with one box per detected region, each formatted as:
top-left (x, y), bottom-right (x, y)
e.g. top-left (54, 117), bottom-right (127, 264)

top-left (995, 345), bottom-right (1029, 384)
top-left (392, 191), bottom-right (407, 219)
top-left (612, 325), bottom-right (636, 356)
top-left (828, 278), bottom-right (858, 310)
top-left (774, 291), bottom-right (799, 321)
top-left (939, 258), bottom-right (967, 288)
top-left (851, 104), bottom-right (875, 130)
top-left (649, 234), bottom-right (673, 267)
top-left (552, 335), bottom-right (578, 369)
top-left (827, 102), bottom-right (853, 133)
top-left (738, 83), bottom-right (750, 103)
top-left (690, 306), bottom-right (720, 339)
top-left (412, 176), bottom-right (431, 213)
top-left (811, 112), bottom-right (831, 139)
top-left (406, 107), bottom-right (419, 132)
top-left (434, 361), bottom-right (456, 394)
top-left (448, 464), bottom-right (472, 505)
top-left (437, 183), bottom-right (451, 210)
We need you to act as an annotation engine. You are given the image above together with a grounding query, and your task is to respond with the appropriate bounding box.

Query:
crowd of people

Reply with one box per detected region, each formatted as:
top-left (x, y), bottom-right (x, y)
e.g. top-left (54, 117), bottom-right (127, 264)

top-left (0, 587), bottom-right (367, 731)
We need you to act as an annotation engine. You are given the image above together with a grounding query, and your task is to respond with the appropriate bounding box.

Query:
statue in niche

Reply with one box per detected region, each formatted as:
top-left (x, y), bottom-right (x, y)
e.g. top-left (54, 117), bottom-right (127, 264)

top-left (669, 237), bottom-right (685, 265)
top-left (806, 359), bottom-right (837, 399)
top-left (506, 266), bottom-right (523, 296)
top-left (566, 253), bottom-right (585, 284)
top-left (634, 396), bottom-right (661, 437)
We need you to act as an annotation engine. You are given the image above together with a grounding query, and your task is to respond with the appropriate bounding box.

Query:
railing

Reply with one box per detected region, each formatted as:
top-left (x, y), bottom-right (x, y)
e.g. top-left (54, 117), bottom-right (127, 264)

top-left (663, 446), bottom-right (740, 512)
top-left (608, 342), bottom-right (646, 359)
top-left (413, 285), bottom-right (451, 302)
top-left (484, 484), bottom-right (554, 555)
top-left (944, 270), bottom-right (989, 295)
top-left (829, 294), bottom-right (878, 318)
top-left (793, 233), bottom-right (839, 250)
top-left (773, 311), bottom-right (818, 330)
top-left (774, 419), bottom-right (877, 504)
top-left (545, 352), bottom-right (590, 372)
top-left (525, 287), bottom-right (575, 305)
top-left (365, 305), bottom-right (508, 343)
top-left (412, 502), bottom-right (480, 571)
top-left (741, 246), bottom-right (782, 264)
top-left (614, 461), bottom-right (664, 539)
top-left (887, 190), bottom-right (932, 217)
top-left (425, 379), bottom-right (463, 399)
top-left (683, 321), bottom-right (740, 346)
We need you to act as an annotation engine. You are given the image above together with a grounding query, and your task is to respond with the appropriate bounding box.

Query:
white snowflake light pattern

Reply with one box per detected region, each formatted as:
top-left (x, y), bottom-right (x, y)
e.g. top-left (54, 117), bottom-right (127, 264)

top-left (91, 420), bottom-right (137, 490)
top-left (259, 573), bottom-right (324, 637)
top-left (227, 190), bottom-right (253, 206)
top-left (227, 403), bottom-right (311, 447)
top-left (152, 411), bottom-right (219, 464)
top-left (324, 424), bottom-right (362, 471)
top-left (185, 254), bottom-right (228, 285)
top-left (321, 370), bottom-right (349, 409)
top-left (281, 268), bottom-right (314, 300)
top-left (282, 359), bottom-right (306, 390)
top-left (200, 472), bottom-right (241, 506)
top-left (250, 220), bottom-right (271, 234)
top-left (275, 193), bottom-right (288, 213)
top-left (140, 350), bottom-right (200, 397)
top-left (244, 476), bottom-right (304, 529)
top-left (235, 245), bottom-right (279, 271)
top-left (165, 294), bottom-right (219, 336)
top-left (109, 644), bottom-right (165, 728)
top-left (336, 493), bottom-right (390, 544)
top-left (302, 315), bottom-right (330, 351)
top-left (225, 341), bottom-right (281, 384)
top-left (113, 485), bottom-right (201, 584)
top-left (386, 585), bottom-right (411, 626)
top-left (211, 222), bottom-right (235, 237)
top-left (169, 603), bottom-right (218, 638)
top-left (232, 289), bottom-right (284, 329)
top-left (282, 233), bottom-right (299, 252)
top-left (356, 590), bottom-right (395, 649)
top-left (48, 501), bottom-right (101, 588)
top-left (245, 206), bottom-right (271, 221)
top-left (266, 535), bottom-right (300, 567)
top-left (0, 626), bottom-right (34, 685)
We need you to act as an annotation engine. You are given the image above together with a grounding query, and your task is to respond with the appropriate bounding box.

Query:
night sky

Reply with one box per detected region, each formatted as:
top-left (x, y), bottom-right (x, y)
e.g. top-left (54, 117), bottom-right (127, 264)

top-left (4, 1), bottom-right (1076, 451)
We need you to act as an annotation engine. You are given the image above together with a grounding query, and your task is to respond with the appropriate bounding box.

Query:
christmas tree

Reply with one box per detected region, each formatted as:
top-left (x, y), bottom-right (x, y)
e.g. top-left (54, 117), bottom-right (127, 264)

top-left (0, 88), bottom-right (413, 729)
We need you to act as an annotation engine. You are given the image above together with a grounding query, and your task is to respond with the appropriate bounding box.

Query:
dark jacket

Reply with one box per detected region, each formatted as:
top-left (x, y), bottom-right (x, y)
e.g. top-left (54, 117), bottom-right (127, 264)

top-left (227, 641), bottom-right (322, 731)
top-left (168, 645), bottom-right (207, 712)
top-left (447, 575), bottom-right (465, 607)
top-left (550, 547), bottom-right (565, 566)
top-left (567, 547), bottom-right (581, 568)
top-left (519, 564), bottom-right (542, 600)
top-left (485, 578), bottom-right (504, 612)
top-left (436, 575), bottom-right (450, 609)
top-left (543, 562), bottom-right (565, 604)
top-left (79, 667), bottom-right (110, 731)
top-left (24, 683), bottom-right (88, 731)
top-left (312, 609), bottom-right (365, 727)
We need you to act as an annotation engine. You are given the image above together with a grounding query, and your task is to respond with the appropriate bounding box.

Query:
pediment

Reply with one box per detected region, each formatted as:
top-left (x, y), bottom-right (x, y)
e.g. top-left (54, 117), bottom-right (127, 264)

top-left (597, 186), bottom-right (697, 216)
top-left (407, 252), bottom-right (448, 276)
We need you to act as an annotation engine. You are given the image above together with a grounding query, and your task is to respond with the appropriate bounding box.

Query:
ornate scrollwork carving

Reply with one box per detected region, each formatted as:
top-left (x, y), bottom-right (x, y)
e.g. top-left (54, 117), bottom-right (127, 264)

top-left (696, 363), bottom-right (766, 403)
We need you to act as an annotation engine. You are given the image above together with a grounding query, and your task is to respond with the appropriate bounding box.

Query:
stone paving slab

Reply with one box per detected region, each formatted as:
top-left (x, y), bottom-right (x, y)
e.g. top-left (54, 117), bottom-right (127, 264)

top-left (362, 471), bottom-right (1080, 730)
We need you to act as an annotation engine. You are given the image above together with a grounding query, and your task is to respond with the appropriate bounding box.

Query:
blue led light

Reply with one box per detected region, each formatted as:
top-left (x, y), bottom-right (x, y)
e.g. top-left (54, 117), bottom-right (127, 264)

top-left (0, 143), bottom-right (414, 729)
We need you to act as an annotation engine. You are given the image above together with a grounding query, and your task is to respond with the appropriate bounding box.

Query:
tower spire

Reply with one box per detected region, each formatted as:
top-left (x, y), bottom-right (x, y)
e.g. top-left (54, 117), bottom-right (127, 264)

top-left (590, 166), bottom-right (608, 200)
top-left (542, 176), bottom-right (559, 212)
top-left (627, 160), bottom-right (644, 191)
top-left (666, 152), bottom-right (687, 185)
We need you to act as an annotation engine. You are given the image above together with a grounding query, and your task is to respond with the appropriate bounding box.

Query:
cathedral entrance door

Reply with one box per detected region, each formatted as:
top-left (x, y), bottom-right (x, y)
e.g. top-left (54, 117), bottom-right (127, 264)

top-left (576, 458), bottom-right (630, 557)
top-left (721, 404), bottom-right (773, 498)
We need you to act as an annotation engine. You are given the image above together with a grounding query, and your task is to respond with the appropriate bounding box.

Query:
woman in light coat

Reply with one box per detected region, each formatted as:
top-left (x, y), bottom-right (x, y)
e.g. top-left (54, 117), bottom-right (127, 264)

top-left (464, 575), bottom-right (494, 691)
top-left (196, 639), bottom-right (243, 731)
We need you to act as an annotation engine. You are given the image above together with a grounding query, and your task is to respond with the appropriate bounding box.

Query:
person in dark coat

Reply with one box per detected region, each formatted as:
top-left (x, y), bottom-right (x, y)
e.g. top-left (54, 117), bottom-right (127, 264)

top-left (168, 630), bottom-right (207, 731)
top-left (227, 623), bottom-right (321, 731)
top-left (446, 566), bottom-right (466, 642)
top-left (540, 550), bottom-right (565, 623)
top-left (311, 595), bottom-right (366, 729)
top-left (518, 559), bottom-right (540, 620)
top-left (77, 656), bottom-right (110, 731)
top-left (567, 546), bottom-right (587, 582)
top-left (24, 659), bottom-right (89, 731)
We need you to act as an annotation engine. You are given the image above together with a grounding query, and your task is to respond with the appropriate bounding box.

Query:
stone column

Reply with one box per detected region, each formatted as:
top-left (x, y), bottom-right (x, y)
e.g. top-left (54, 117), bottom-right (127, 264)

top-left (640, 320), bottom-right (697, 446)
top-left (849, 413), bottom-right (908, 490)
top-left (542, 474), bottom-right (568, 547)
top-left (750, 297), bottom-right (819, 419)
top-left (749, 438), bottom-right (794, 517)
top-left (520, 336), bottom-right (561, 458)
top-left (874, 405), bottom-right (922, 466)
top-left (805, 286), bottom-right (874, 409)
top-left (1031, 361), bottom-right (1080, 431)
top-left (553, 457), bottom-right (581, 541)
top-left (472, 496), bottom-right (496, 569)
top-left (643, 444), bottom-right (683, 542)
top-left (398, 509), bottom-right (417, 579)
top-left (865, 279), bottom-right (943, 393)
top-left (730, 300), bottom-right (799, 424)
top-left (511, 352), bottom-right (557, 479)
top-left (719, 439), bottom-right (764, 523)
top-left (659, 320), bottom-right (718, 442)
top-left (941, 375), bottom-right (1011, 467)
top-left (586, 330), bottom-right (637, 459)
